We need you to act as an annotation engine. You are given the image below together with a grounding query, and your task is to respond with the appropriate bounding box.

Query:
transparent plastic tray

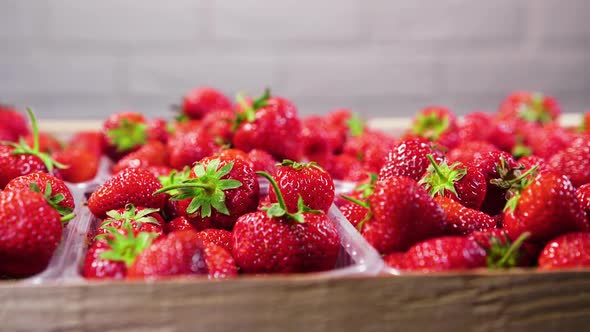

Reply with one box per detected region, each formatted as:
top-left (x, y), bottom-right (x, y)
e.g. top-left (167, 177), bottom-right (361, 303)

top-left (57, 177), bottom-right (384, 281)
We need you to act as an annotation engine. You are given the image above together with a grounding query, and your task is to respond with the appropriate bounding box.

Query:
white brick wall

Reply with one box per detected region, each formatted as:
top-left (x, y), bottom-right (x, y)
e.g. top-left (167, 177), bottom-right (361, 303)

top-left (0, 0), bottom-right (589, 119)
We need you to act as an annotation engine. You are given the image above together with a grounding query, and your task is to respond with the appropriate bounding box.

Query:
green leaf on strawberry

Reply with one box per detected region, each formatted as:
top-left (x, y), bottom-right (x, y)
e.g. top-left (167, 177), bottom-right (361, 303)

top-left (29, 182), bottom-right (75, 223)
top-left (419, 154), bottom-right (466, 197)
top-left (100, 204), bottom-right (160, 229)
top-left (411, 112), bottom-right (450, 141)
top-left (105, 118), bottom-right (148, 152)
top-left (232, 88), bottom-right (271, 131)
top-left (97, 224), bottom-right (158, 267)
top-left (154, 158), bottom-right (242, 218)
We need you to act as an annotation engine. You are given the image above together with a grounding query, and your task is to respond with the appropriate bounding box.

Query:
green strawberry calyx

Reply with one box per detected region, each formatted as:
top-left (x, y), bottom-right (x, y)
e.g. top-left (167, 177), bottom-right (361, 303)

top-left (491, 160), bottom-right (539, 213)
top-left (154, 158), bottom-right (242, 217)
top-left (411, 112), bottom-right (450, 141)
top-left (483, 232), bottom-right (531, 269)
top-left (257, 171), bottom-right (322, 224)
top-left (232, 88), bottom-right (271, 131)
top-left (353, 172), bottom-right (378, 199)
top-left (347, 112), bottom-right (365, 137)
top-left (279, 159), bottom-right (323, 171)
top-left (518, 93), bottom-right (552, 124)
top-left (1, 108), bottom-right (67, 173)
top-left (418, 154), bottom-right (466, 198)
top-left (157, 167), bottom-right (192, 196)
top-left (29, 182), bottom-right (75, 223)
top-left (105, 118), bottom-right (148, 152)
top-left (97, 224), bottom-right (158, 267)
top-left (100, 204), bottom-right (161, 230)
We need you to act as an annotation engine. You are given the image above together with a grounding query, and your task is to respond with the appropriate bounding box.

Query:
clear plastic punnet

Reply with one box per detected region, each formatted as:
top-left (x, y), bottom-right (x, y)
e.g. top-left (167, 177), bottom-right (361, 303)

top-left (56, 176), bottom-right (384, 281)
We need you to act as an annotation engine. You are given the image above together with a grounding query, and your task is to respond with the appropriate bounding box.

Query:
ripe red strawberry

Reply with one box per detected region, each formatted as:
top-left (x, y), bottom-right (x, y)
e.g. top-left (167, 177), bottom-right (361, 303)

top-left (128, 230), bottom-right (237, 279)
top-left (112, 140), bottom-right (168, 174)
top-left (167, 128), bottom-right (220, 169)
top-left (522, 123), bottom-right (573, 159)
top-left (200, 108), bottom-right (236, 144)
top-left (378, 137), bottom-right (444, 182)
top-left (458, 111), bottom-right (494, 142)
top-left (94, 204), bottom-right (164, 238)
top-left (146, 165), bottom-right (173, 178)
top-left (164, 216), bottom-right (195, 233)
top-left (213, 148), bottom-right (253, 169)
top-left (487, 120), bottom-right (517, 152)
top-left (447, 141), bottom-right (499, 165)
top-left (0, 105), bottom-right (29, 141)
top-left (468, 229), bottom-right (533, 268)
top-left (247, 149), bottom-right (277, 174)
top-left (301, 116), bottom-right (334, 166)
top-left (0, 109), bottom-right (65, 188)
top-left (408, 106), bottom-right (460, 149)
top-left (403, 236), bottom-right (486, 272)
top-left (0, 190), bottom-right (62, 277)
top-left (538, 232), bottom-right (590, 270)
top-left (324, 154), bottom-right (364, 181)
top-left (196, 228), bottom-right (233, 253)
top-left (498, 91), bottom-right (560, 125)
top-left (363, 176), bottom-right (446, 254)
top-left (182, 87), bottom-right (232, 120)
top-left (548, 135), bottom-right (590, 187)
top-left (5, 172), bottom-right (75, 222)
top-left (343, 130), bottom-right (397, 173)
top-left (82, 239), bottom-right (127, 279)
top-left (83, 226), bottom-right (158, 279)
top-left (233, 90), bottom-right (303, 161)
top-left (88, 168), bottom-right (167, 218)
top-left (339, 202), bottom-right (371, 230)
top-left (232, 173), bottom-right (340, 273)
top-left (24, 132), bottom-right (62, 154)
top-left (146, 118), bottom-right (169, 143)
top-left (383, 252), bottom-right (405, 270)
top-left (504, 170), bottom-right (589, 244)
top-left (434, 196), bottom-right (496, 235)
top-left (576, 184), bottom-right (590, 222)
top-left (518, 155), bottom-right (547, 172)
top-left (68, 131), bottom-right (104, 157)
top-left (156, 157), bottom-right (259, 230)
top-left (419, 156), bottom-right (487, 209)
top-left (268, 160), bottom-right (335, 213)
top-left (53, 147), bottom-right (100, 183)
top-left (102, 112), bottom-right (149, 160)
top-left (473, 151), bottom-right (519, 216)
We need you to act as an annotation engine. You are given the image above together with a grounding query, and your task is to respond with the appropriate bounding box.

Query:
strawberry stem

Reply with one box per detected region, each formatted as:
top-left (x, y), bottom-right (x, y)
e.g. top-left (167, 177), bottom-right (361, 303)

top-left (341, 194), bottom-right (370, 209)
top-left (257, 171), bottom-right (288, 212)
top-left (426, 154), bottom-right (446, 180)
top-left (27, 108), bottom-right (40, 153)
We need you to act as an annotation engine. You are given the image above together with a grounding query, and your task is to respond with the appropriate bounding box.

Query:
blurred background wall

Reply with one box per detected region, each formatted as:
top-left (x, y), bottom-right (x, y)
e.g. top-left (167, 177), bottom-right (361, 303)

top-left (1, 0), bottom-right (589, 119)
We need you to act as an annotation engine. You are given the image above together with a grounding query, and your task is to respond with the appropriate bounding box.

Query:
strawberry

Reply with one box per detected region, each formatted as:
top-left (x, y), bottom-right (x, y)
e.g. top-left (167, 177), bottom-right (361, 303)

top-left (5, 172), bottom-right (75, 223)
top-left (301, 116), bottom-right (334, 166)
top-left (167, 128), bottom-right (220, 169)
top-left (458, 111), bottom-right (494, 142)
top-left (232, 172), bottom-right (340, 273)
top-left (83, 226), bottom-right (158, 279)
top-left (548, 135), bottom-right (590, 187)
top-left (0, 190), bottom-right (62, 277)
top-left (146, 118), bottom-right (169, 143)
top-left (518, 155), bottom-right (547, 172)
top-left (503, 170), bottom-right (589, 244)
top-left (363, 176), bottom-right (446, 254)
top-left (102, 112), bottom-right (156, 160)
top-left (487, 120), bottom-right (517, 152)
top-left (522, 123), bottom-right (573, 159)
top-left (339, 202), bottom-right (371, 230)
top-left (469, 229), bottom-right (533, 268)
top-left (498, 91), bottom-right (560, 125)
top-left (94, 204), bottom-right (164, 238)
top-left (474, 151), bottom-right (519, 216)
top-left (576, 184), bottom-right (590, 222)
top-left (378, 137), bottom-right (444, 182)
top-left (164, 216), bottom-right (195, 233)
top-left (112, 140), bottom-right (168, 174)
top-left (402, 236), bottom-right (486, 272)
top-left (538, 232), bottom-right (590, 270)
top-left (146, 165), bottom-right (174, 178)
top-left (409, 106), bottom-right (460, 149)
top-left (447, 141), bottom-right (499, 165)
top-left (196, 228), bottom-right (233, 253)
top-left (0, 105), bottom-right (29, 141)
top-left (67, 131), bottom-right (104, 157)
top-left (268, 160), bottom-right (335, 213)
top-left (383, 252), bottom-right (405, 270)
top-left (434, 196), bottom-right (496, 235)
top-left (82, 239), bottom-right (127, 279)
top-left (343, 128), bottom-right (396, 173)
top-left (324, 154), bottom-right (364, 181)
top-left (87, 168), bottom-right (167, 218)
top-left (156, 157), bottom-right (259, 230)
top-left (53, 147), bottom-right (100, 183)
top-left (0, 109), bottom-right (65, 188)
top-left (182, 87), bottom-right (232, 120)
top-left (23, 132), bottom-right (62, 154)
top-left (232, 90), bottom-right (303, 161)
top-left (247, 149), bottom-right (277, 174)
top-left (127, 230), bottom-right (237, 279)
top-left (419, 155), bottom-right (487, 209)
top-left (200, 108), bottom-right (236, 145)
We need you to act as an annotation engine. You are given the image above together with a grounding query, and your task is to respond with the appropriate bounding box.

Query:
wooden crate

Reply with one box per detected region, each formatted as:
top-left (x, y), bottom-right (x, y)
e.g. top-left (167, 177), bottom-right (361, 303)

top-left (1, 116), bottom-right (587, 332)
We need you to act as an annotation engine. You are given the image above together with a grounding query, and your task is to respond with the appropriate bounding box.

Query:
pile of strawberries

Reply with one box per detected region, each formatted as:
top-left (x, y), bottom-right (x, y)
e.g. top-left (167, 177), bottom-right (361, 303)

top-left (338, 92), bottom-right (590, 272)
top-left (3, 88), bottom-right (590, 279)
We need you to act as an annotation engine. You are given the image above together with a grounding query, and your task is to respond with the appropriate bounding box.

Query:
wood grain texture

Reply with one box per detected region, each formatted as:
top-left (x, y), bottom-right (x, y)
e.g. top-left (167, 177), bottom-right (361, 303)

top-left (1, 270), bottom-right (590, 332)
